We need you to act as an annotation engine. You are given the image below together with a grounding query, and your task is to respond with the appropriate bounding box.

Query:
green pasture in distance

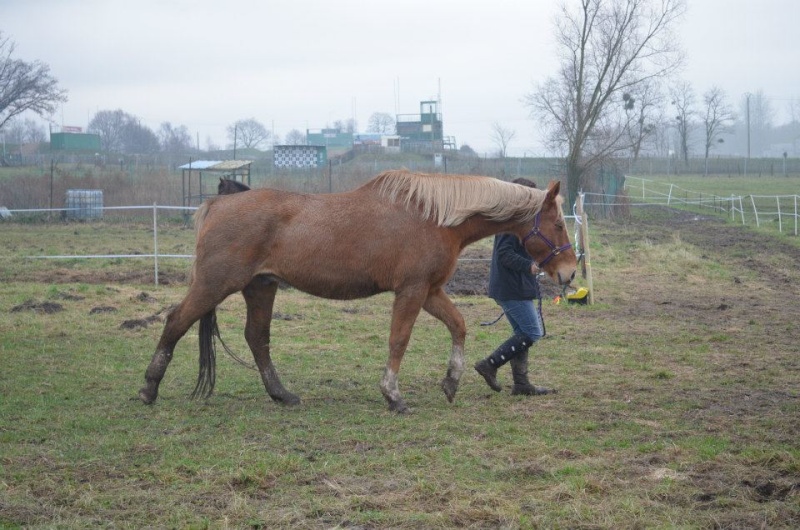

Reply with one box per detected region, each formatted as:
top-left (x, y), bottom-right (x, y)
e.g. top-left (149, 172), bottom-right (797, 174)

top-left (629, 174), bottom-right (800, 197)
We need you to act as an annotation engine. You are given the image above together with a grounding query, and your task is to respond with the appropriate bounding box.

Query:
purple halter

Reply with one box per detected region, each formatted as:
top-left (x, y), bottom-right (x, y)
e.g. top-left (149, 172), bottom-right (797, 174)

top-left (521, 211), bottom-right (572, 267)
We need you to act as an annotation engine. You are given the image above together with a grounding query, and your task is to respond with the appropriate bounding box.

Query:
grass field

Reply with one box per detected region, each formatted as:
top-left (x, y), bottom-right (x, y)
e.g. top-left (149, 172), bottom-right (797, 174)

top-left (1, 199), bottom-right (799, 527)
top-left (628, 174), bottom-right (800, 197)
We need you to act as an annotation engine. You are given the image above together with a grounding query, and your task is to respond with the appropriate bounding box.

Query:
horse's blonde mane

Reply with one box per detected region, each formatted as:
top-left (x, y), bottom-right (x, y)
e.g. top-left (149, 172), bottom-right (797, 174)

top-left (371, 170), bottom-right (550, 227)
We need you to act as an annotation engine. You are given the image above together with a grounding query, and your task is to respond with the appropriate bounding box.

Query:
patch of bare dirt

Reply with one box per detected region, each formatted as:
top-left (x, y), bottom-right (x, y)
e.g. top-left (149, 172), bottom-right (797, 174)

top-left (10, 300), bottom-right (64, 314)
top-left (119, 305), bottom-right (176, 330)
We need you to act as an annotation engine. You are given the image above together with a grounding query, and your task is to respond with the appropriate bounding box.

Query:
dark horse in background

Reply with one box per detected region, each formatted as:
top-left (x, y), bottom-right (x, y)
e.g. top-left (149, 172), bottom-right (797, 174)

top-left (140, 170), bottom-right (577, 413)
top-left (218, 177), bottom-right (250, 195)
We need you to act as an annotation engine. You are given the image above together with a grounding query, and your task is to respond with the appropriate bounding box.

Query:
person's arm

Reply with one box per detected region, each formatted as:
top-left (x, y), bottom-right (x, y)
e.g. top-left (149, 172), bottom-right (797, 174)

top-left (496, 236), bottom-right (536, 273)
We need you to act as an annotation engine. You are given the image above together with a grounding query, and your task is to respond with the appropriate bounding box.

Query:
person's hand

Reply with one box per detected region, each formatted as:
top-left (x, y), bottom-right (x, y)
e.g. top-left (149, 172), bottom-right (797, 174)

top-left (530, 262), bottom-right (540, 275)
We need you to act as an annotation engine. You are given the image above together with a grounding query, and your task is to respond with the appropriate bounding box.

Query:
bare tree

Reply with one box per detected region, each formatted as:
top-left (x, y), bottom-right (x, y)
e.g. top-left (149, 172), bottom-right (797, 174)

top-left (227, 118), bottom-right (270, 150)
top-left (0, 32), bottom-right (68, 131)
top-left (490, 122), bottom-right (516, 158)
top-left (284, 129), bottom-right (306, 145)
top-left (159, 122), bottom-right (192, 155)
top-left (330, 119), bottom-right (357, 134)
top-left (122, 119), bottom-right (160, 154)
top-left (205, 135), bottom-right (220, 152)
top-left (624, 79), bottom-right (665, 160)
top-left (4, 117), bottom-right (47, 145)
top-left (741, 90), bottom-right (774, 156)
top-left (367, 112), bottom-right (395, 134)
top-left (89, 109), bottom-right (129, 152)
top-left (670, 81), bottom-right (695, 165)
top-left (701, 86), bottom-right (735, 175)
top-left (525, 0), bottom-right (685, 204)
top-left (89, 109), bottom-right (160, 154)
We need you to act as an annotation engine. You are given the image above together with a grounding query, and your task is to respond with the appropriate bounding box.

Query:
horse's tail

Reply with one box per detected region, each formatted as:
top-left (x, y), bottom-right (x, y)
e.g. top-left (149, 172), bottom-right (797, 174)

top-left (191, 307), bottom-right (257, 400)
top-left (191, 309), bottom-right (218, 399)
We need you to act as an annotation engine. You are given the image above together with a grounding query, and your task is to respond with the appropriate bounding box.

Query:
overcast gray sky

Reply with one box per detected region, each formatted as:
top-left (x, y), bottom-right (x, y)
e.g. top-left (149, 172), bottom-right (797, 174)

top-left (2, 0), bottom-right (798, 156)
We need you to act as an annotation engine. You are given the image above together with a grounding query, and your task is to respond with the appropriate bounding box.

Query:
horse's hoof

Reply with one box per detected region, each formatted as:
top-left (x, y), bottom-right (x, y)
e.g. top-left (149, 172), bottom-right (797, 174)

top-left (440, 377), bottom-right (459, 403)
top-left (138, 388), bottom-right (156, 405)
top-left (388, 400), bottom-right (411, 414)
top-left (273, 393), bottom-right (301, 406)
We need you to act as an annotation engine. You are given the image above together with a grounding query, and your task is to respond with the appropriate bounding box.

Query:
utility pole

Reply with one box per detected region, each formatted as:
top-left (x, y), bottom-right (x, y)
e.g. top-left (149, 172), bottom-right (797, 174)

top-left (745, 92), bottom-right (751, 177)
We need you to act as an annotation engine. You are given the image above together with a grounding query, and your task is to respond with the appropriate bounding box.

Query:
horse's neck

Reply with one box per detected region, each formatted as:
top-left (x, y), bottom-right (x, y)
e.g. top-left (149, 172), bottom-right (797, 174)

top-left (455, 216), bottom-right (523, 248)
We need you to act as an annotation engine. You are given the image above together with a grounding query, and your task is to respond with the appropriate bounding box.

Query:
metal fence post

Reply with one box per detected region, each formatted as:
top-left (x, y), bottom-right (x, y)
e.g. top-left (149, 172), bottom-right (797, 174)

top-left (750, 196), bottom-right (759, 228)
top-left (153, 203), bottom-right (159, 286)
top-left (739, 196), bottom-right (745, 225)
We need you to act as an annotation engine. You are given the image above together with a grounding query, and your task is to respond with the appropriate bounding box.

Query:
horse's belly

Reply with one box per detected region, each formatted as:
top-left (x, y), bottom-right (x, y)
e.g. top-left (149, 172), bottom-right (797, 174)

top-left (275, 270), bottom-right (385, 300)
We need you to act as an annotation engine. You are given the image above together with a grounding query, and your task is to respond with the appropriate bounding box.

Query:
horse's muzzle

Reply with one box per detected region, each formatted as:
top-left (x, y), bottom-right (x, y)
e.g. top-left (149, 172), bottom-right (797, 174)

top-left (557, 269), bottom-right (576, 286)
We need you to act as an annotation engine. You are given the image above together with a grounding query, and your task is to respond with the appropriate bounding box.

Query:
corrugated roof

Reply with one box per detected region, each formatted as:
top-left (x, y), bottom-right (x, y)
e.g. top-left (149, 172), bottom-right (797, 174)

top-left (178, 160), bottom-right (222, 170)
top-left (177, 160), bottom-right (252, 170)
top-left (211, 160), bottom-right (252, 170)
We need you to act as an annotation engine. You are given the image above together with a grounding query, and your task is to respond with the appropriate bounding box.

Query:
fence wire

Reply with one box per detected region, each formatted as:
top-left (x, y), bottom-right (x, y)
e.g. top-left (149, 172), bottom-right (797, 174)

top-left (620, 176), bottom-right (798, 235)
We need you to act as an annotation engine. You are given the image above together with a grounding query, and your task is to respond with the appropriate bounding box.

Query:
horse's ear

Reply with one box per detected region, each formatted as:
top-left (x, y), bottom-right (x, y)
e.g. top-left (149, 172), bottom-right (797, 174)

top-left (546, 180), bottom-right (561, 201)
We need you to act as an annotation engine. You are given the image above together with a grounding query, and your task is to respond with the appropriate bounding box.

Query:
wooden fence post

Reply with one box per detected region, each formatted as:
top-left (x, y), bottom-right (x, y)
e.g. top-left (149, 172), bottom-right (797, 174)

top-left (576, 193), bottom-right (594, 305)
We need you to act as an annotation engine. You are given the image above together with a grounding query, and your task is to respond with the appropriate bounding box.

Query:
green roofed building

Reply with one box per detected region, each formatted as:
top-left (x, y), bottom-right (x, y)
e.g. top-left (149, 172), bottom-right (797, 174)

top-left (50, 132), bottom-right (102, 152)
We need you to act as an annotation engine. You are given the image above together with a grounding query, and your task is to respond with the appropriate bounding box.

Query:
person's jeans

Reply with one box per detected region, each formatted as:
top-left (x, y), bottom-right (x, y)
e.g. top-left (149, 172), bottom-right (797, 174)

top-left (497, 299), bottom-right (543, 342)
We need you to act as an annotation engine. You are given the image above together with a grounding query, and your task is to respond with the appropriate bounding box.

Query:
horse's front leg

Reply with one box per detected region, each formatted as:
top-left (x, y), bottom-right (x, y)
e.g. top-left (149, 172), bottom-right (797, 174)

top-left (242, 277), bottom-right (299, 406)
top-left (423, 288), bottom-right (467, 403)
top-left (381, 290), bottom-right (425, 413)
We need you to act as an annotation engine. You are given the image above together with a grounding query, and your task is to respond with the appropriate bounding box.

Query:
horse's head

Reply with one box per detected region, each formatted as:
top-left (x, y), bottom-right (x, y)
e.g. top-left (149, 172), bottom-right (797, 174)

top-left (520, 180), bottom-right (577, 286)
top-left (218, 178), bottom-right (251, 195)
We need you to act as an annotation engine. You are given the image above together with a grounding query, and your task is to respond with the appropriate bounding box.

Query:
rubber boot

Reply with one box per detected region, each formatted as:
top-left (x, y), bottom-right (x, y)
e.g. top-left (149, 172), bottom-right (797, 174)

top-left (510, 349), bottom-right (557, 395)
top-left (474, 334), bottom-right (531, 392)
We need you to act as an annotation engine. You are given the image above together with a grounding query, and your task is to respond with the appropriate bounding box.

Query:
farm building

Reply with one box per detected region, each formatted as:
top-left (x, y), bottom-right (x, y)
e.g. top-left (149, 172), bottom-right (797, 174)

top-left (396, 100), bottom-right (456, 153)
top-left (274, 145), bottom-right (328, 168)
top-left (306, 128), bottom-right (353, 151)
top-left (50, 132), bottom-right (101, 152)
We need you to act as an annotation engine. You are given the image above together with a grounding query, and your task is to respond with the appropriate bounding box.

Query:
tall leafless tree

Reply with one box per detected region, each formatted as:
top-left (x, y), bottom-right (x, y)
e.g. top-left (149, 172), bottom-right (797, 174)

top-left (741, 90), bottom-right (774, 156)
top-left (283, 129), bottom-right (306, 145)
top-left (670, 81), bottom-right (695, 165)
top-left (159, 122), bottom-right (193, 155)
top-left (0, 33), bottom-right (67, 131)
top-left (227, 118), bottom-right (270, 150)
top-left (490, 122), bottom-right (516, 159)
top-left (4, 117), bottom-right (47, 145)
top-left (89, 109), bottom-right (160, 154)
top-left (525, 0), bottom-right (685, 204)
top-left (367, 112), bottom-right (395, 134)
top-left (624, 79), bottom-right (665, 160)
top-left (89, 109), bottom-right (130, 152)
top-left (701, 86), bottom-right (735, 175)
top-left (332, 119), bottom-right (357, 134)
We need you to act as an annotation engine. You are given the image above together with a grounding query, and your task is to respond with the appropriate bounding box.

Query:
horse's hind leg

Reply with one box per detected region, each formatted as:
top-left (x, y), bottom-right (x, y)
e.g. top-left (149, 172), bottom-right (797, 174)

top-left (139, 284), bottom-right (226, 404)
top-left (242, 276), bottom-right (299, 405)
top-left (423, 288), bottom-right (467, 403)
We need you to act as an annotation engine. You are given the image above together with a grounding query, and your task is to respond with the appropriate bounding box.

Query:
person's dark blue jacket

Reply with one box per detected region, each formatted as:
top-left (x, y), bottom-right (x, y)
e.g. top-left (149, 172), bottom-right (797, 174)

top-left (487, 233), bottom-right (540, 301)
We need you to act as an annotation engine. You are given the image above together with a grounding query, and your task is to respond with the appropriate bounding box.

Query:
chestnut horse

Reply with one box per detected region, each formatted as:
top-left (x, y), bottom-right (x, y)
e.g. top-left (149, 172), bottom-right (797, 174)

top-left (139, 170), bottom-right (577, 413)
